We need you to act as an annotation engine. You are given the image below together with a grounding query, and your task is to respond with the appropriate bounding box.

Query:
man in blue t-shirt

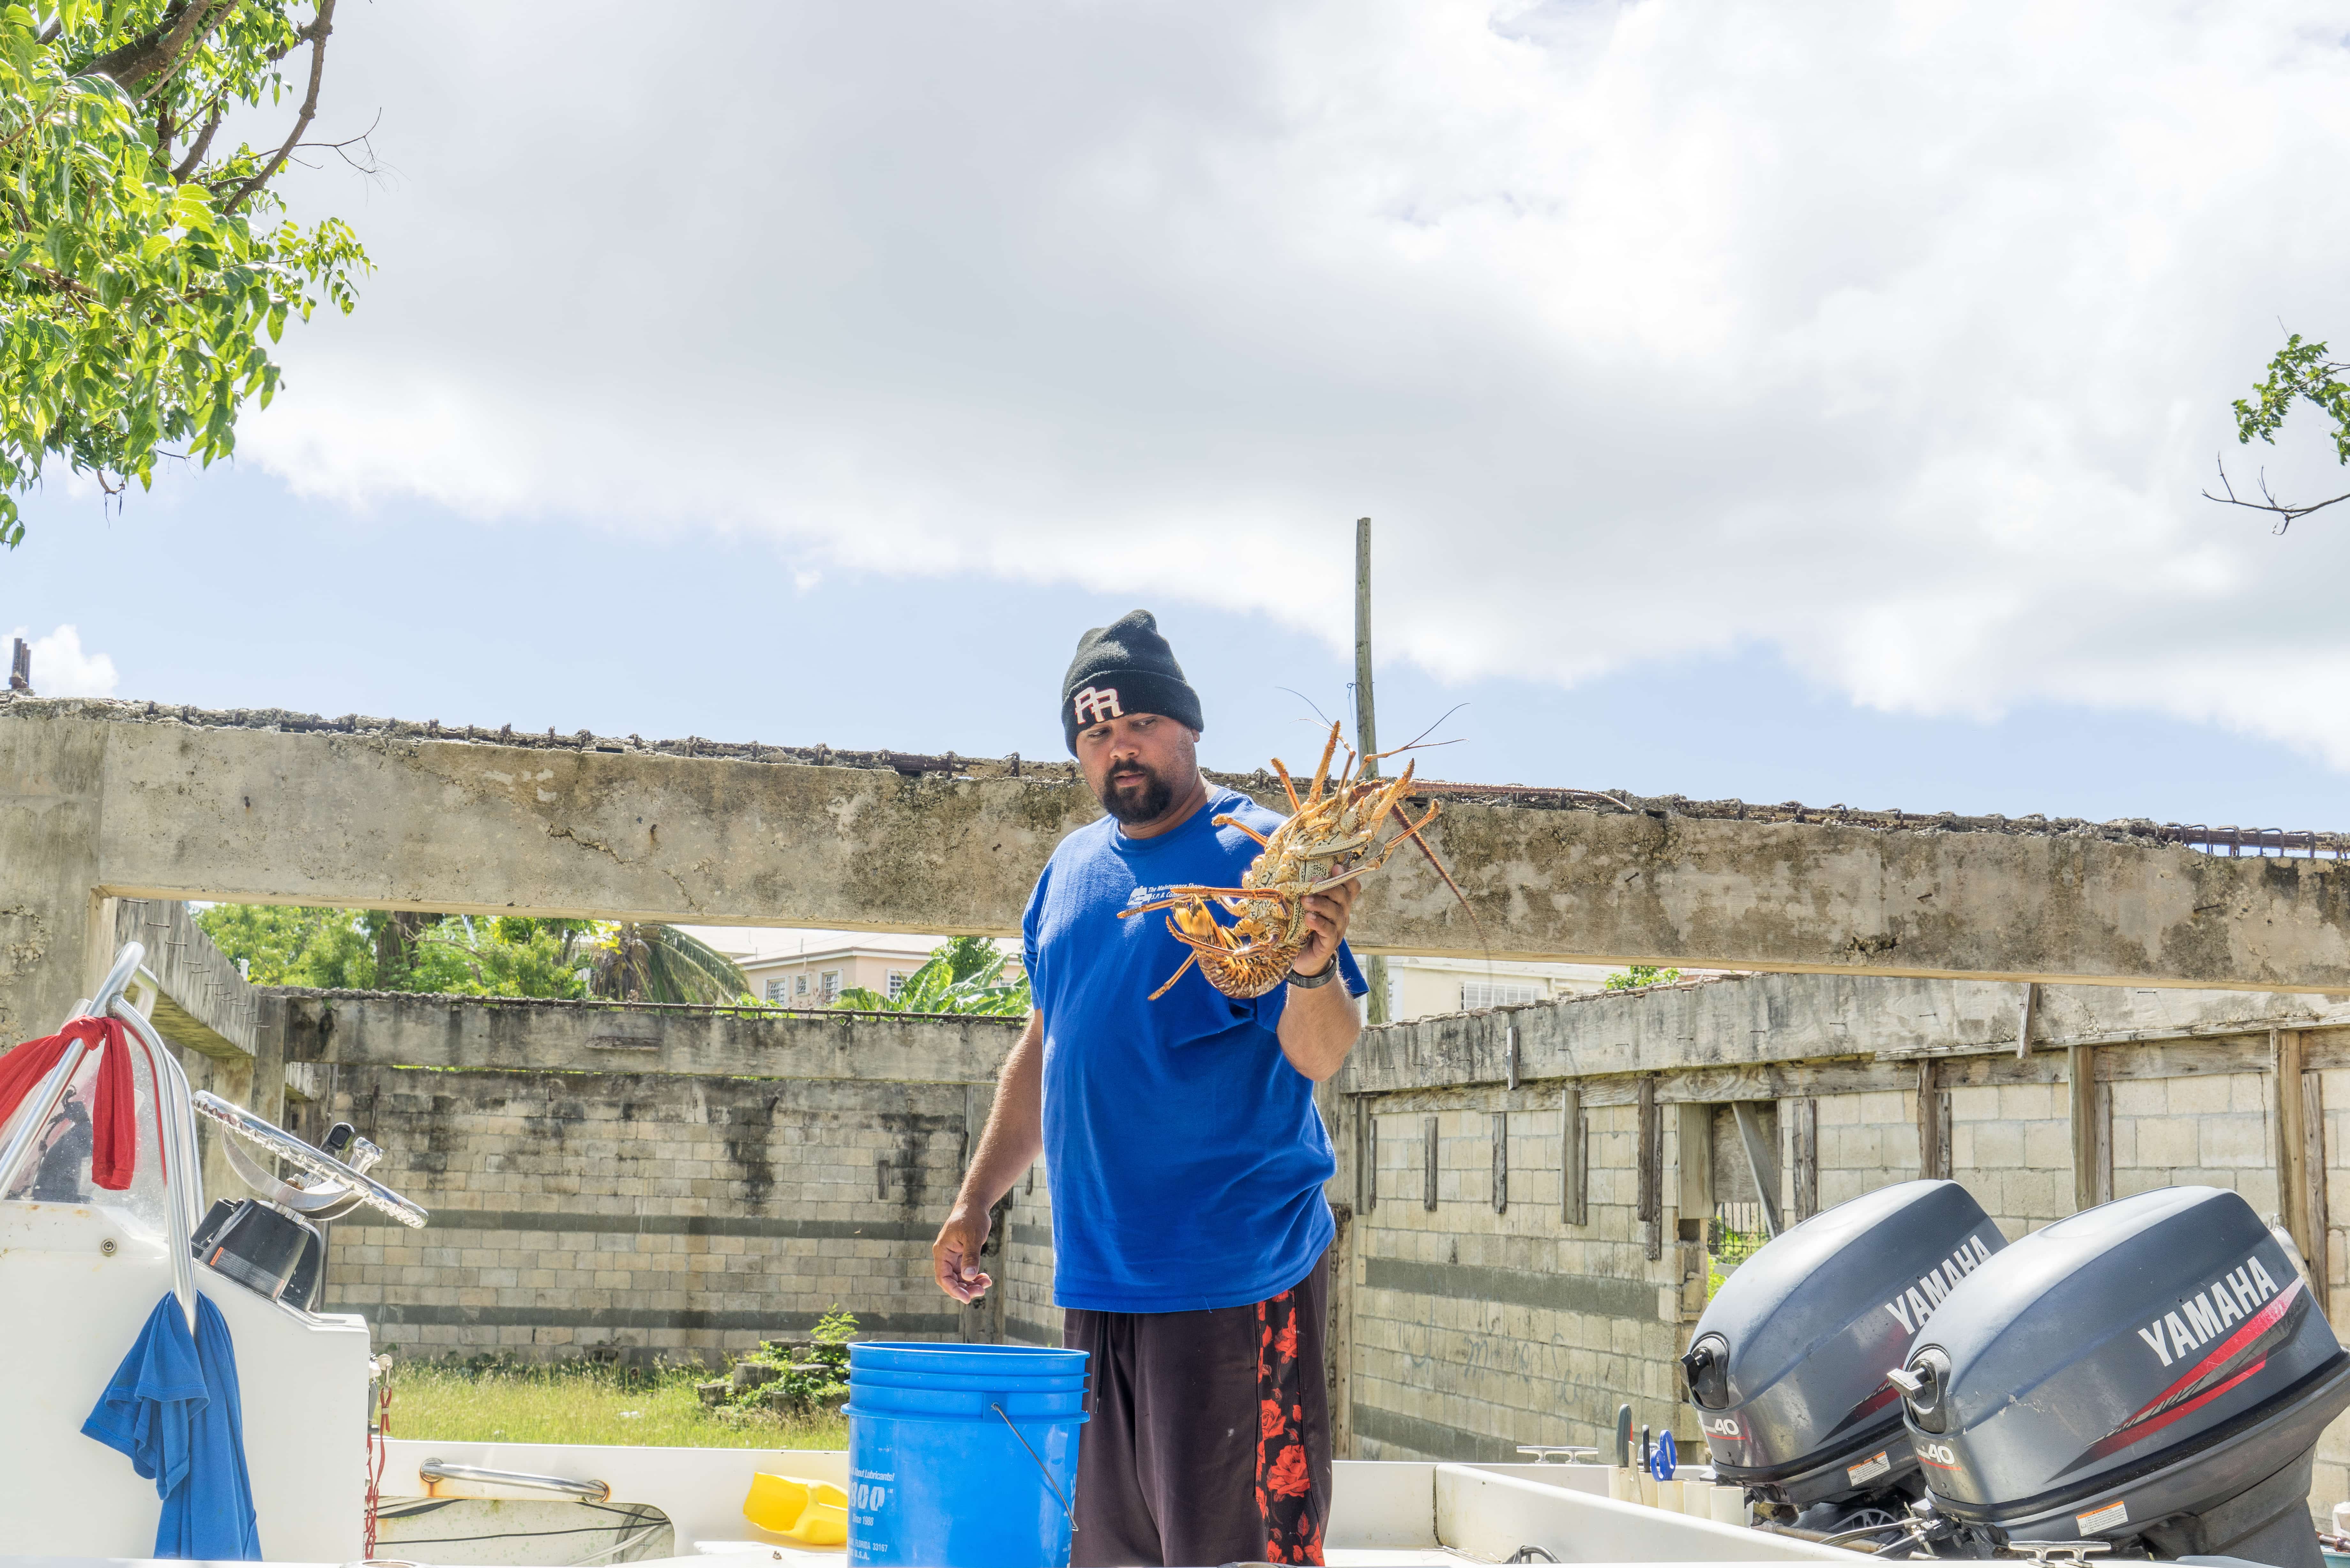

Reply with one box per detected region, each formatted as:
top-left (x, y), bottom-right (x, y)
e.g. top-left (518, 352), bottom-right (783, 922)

top-left (932, 609), bottom-right (1368, 1567)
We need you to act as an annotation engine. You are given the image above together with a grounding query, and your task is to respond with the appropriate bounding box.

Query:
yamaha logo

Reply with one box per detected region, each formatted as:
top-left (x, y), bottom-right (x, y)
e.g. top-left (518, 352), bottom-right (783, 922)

top-left (1072, 686), bottom-right (1123, 725)
top-left (1702, 1415), bottom-right (1741, 1438)
top-left (1918, 1442), bottom-right (1959, 1467)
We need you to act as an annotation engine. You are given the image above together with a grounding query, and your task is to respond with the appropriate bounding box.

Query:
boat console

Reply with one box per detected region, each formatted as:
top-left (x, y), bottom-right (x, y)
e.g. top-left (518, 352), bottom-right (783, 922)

top-left (0, 940), bottom-right (428, 1560)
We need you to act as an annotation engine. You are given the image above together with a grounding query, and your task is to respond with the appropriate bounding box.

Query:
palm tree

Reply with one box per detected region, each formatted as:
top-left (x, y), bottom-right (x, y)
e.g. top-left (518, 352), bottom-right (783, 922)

top-left (584, 923), bottom-right (749, 1004)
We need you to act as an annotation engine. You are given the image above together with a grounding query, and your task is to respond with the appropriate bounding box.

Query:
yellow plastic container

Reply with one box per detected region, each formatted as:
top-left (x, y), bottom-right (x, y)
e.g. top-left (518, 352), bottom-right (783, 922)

top-left (744, 1473), bottom-right (850, 1545)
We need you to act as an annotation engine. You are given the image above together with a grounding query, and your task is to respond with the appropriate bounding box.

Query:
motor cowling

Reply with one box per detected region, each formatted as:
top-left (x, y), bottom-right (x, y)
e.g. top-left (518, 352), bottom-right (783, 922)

top-left (1898, 1185), bottom-right (2350, 1568)
top-left (1683, 1179), bottom-right (2006, 1511)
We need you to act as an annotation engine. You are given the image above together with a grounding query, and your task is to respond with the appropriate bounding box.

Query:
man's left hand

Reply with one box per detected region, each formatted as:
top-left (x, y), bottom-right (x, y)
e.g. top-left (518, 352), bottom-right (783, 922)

top-left (1292, 876), bottom-right (1360, 978)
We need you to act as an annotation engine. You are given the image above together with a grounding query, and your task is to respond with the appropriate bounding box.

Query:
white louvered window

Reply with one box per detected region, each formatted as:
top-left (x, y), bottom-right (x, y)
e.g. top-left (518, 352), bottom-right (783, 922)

top-left (819, 970), bottom-right (842, 1003)
top-left (886, 970), bottom-right (911, 1000)
top-left (1461, 980), bottom-right (1542, 1009)
top-left (765, 978), bottom-right (787, 1001)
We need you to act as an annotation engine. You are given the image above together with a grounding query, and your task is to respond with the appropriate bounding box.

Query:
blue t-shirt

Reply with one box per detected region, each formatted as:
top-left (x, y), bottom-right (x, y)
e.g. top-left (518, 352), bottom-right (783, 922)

top-left (1024, 786), bottom-right (1366, 1313)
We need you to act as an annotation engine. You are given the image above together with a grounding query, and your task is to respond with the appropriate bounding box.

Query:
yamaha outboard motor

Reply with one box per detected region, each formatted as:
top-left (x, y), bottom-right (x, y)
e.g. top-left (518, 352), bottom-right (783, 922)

top-left (1895, 1185), bottom-right (2350, 1568)
top-left (1681, 1179), bottom-right (2006, 1530)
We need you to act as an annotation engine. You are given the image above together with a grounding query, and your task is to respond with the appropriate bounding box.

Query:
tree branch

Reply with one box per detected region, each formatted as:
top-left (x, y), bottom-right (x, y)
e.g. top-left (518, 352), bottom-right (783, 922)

top-left (2203, 455), bottom-right (2350, 536)
top-left (222, 0), bottom-right (336, 216)
top-left (85, 0), bottom-right (231, 93)
top-left (170, 105), bottom-right (224, 180)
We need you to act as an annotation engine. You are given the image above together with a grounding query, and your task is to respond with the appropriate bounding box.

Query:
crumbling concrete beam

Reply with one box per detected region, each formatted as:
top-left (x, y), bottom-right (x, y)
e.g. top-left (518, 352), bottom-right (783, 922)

top-left (10, 701), bottom-right (2350, 1016)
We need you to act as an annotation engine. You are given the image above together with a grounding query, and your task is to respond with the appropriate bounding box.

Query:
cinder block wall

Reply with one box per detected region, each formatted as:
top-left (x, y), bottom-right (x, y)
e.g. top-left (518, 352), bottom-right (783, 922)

top-left (313, 1062), bottom-right (976, 1364)
top-left (1332, 977), bottom-right (2350, 1527)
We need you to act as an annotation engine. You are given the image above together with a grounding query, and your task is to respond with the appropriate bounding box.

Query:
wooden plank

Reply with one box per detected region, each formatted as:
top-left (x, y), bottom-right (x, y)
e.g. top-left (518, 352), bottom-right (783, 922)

top-left (1791, 1097), bottom-right (1819, 1221)
top-left (1361, 1107), bottom-right (1377, 1214)
top-left (1492, 1110), bottom-right (1509, 1214)
top-left (1638, 1079), bottom-right (1662, 1260)
top-left (2303, 1067), bottom-right (2330, 1315)
top-left (1423, 1114), bottom-right (1439, 1212)
top-left (1731, 1100), bottom-right (1782, 1236)
top-left (2094, 1080), bottom-right (2114, 1205)
top-left (2069, 1044), bottom-right (2100, 1212)
top-left (2275, 1030), bottom-right (2314, 1273)
top-left (1917, 1059), bottom-right (1946, 1180)
top-left (1678, 1102), bottom-right (1714, 1241)
top-left (1563, 1087), bottom-right (1588, 1226)
top-left (1326, 1199), bottom-right (1355, 1458)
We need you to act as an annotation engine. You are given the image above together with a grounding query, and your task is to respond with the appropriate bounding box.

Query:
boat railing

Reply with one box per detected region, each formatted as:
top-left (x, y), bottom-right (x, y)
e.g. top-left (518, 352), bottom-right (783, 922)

top-left (419, 1458), bottom-right (614, 1503)
top-left (0, 942), bottom-right (206, 1329)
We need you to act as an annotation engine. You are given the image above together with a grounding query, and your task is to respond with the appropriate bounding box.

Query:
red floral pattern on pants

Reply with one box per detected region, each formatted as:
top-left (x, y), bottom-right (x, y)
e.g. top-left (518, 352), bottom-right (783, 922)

top-left (1255, 1285), bottom-right (1324, 1564)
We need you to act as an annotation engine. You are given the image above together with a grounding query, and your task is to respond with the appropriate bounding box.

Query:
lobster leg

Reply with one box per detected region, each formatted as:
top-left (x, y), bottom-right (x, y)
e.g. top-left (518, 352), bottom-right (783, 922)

top-left (1211, 813), bottom-right (1273, 847)
top-left (1306, 721), bottom-right (1340, 806)
top-left (1270, 758), bottom-right (1302, 812)
top-left (1399, 806), bottom-right (1487, 945)
top-left (1147, 949), bottom-right (1201, 1002)
top-left (1120, 885), bottom-right (1282, 918)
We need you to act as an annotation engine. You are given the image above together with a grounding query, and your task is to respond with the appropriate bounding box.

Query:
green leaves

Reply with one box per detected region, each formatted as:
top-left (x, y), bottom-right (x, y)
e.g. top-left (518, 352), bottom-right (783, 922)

top-left (0, 4), bottom-right (368, 546)
top-left (2233, 333), bottom-right (2350, 468)
top-left (834, 936), bottom-right (1031, 1016)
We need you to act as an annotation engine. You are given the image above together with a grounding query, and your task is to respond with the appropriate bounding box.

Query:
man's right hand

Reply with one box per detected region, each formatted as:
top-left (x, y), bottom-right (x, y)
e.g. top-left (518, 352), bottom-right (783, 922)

top-left (933, 1205), bottom-right (994, 1303)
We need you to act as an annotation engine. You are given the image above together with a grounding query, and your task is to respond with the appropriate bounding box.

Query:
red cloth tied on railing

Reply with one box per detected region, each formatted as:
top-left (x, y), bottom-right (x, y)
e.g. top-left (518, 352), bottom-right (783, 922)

top-left (0, 1015), bottom-right (156, 1190)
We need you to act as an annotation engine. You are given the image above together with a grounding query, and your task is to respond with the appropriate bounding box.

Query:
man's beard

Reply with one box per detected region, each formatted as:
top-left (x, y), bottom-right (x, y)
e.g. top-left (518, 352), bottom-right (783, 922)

top-left (1097, 761), bottom-right (1176, 824)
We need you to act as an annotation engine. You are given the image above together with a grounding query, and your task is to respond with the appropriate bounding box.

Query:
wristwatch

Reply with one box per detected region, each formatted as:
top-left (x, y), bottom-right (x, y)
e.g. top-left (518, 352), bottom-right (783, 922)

top-left (1287, 959), bottom-right (1337, 989)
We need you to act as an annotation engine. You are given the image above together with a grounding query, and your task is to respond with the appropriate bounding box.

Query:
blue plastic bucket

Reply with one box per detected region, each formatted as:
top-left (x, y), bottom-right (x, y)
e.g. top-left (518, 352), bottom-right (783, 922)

top-left (846, 1342), bottom-right (1089, 1567)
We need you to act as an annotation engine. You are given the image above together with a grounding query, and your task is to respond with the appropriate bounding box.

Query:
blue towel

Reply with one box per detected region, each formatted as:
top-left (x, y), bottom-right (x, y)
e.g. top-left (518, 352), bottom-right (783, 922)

top-left (82, 1293), bottom-right (262, 1559)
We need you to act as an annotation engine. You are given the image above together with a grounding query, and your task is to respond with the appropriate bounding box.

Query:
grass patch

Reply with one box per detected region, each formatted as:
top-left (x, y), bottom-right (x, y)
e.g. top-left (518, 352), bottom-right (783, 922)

top-left (389, 1358), bottom-right (848, 1450)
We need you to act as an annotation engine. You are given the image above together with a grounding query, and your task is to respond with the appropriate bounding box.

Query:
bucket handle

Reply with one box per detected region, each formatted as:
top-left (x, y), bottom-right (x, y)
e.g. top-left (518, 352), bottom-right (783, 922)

top-left (991, 1401), bottom-right (1075, 1526)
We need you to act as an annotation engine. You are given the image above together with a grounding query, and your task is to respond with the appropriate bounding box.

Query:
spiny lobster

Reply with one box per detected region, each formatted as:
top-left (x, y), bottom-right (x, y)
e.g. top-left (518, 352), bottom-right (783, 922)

top-left (1118, 720), bottom-right (1478, 1001)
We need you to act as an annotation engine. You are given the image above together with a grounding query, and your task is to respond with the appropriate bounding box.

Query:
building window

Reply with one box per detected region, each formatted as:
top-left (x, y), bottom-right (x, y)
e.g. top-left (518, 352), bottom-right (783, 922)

top-left (794, 974), bottom-right (809, 996)
top-left (765, 978), bottom-right (787, 1002)
top-left (1461, 980), bottom-right (1542, 1010)
top-left (819, 970), bottom-right (842, 1004)
top-left (886, 970), bottom-right (911, 1000)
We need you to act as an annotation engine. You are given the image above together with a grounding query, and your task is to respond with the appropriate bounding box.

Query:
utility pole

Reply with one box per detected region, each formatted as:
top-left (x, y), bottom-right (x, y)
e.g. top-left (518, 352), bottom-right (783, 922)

top-left (1353, 517), bottom-right (1388, 1025)
top-left (8, 637), bottom-right (29, 694)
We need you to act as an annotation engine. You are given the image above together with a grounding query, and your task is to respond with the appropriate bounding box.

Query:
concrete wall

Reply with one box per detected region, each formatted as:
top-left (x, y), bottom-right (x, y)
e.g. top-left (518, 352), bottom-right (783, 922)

top-left (275, 991), bottom-right (1025, 1364)
top-left (14, 700), bottom-right (2350, 1052)
top-left (1329, 973), bottom-right (2350, 1525)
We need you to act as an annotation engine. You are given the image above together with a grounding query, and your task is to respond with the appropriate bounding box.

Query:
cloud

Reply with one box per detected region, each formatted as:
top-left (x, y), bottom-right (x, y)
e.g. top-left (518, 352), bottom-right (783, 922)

top-left (245, 3), bottom-right (2350, 761)
top-left (7, 625), bottom-right (118, 698)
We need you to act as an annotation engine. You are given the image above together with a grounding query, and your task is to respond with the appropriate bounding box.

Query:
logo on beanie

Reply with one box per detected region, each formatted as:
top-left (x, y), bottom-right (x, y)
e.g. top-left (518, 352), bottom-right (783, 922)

top-left (1072, 686), bottom-right (1124, 725)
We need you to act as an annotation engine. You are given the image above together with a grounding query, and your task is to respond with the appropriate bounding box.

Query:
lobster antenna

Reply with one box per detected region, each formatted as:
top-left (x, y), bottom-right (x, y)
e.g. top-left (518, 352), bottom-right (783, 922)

top-left (1276, 687), bottom-right (1338, 728)
top-left (1370, 702), bottom-right (1472, 761)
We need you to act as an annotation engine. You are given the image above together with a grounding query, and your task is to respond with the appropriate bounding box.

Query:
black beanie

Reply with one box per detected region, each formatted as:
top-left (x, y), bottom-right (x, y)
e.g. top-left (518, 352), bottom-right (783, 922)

top-left (1061, 609), bottom-right (1204, 753)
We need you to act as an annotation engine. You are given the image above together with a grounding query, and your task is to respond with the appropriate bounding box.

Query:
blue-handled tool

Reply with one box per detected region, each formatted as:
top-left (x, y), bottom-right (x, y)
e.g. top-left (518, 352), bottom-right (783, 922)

top-left (1649, 1429), bottom-right (1678, 1480)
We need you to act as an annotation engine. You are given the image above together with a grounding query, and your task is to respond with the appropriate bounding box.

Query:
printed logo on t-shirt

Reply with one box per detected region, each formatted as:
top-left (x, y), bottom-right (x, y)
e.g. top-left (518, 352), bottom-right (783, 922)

top-left (1073, 686), bottom-right (1123, 724)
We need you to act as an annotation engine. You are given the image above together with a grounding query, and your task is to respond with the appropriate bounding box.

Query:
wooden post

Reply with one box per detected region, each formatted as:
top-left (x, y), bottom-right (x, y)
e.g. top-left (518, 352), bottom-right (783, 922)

top-left (2069, 1044), bottom-right (2101, 1213)
top-left (2303, 1066), bottom-right (2330, 1313)
top-left (1361, 1104), bottom-right (1377, 1214)
top-left (1638, 1078), bottom-right (1662, 1260)
top-left (1731, 1100), bottom-right (1782, 1237)
top-left (2273, 1029), bottom-right (2324, 1293)
top-left (1676, 1103), bottom-right (1715, 1319)
top-left (1327, 1200), bottom-right (1356, 1458)
top-left (1562, 1086), bottom-right (1587, 1226)
top-left (1354, 516), bottom-right (1388, 1027)
top-left (1492, 1111), bottom-right (1509, 1213)
top-left (1791, 1098), bottom-right (1818, 1221)
top-left (1423, 1114), bottom-right (1439, 1212)
top-left (1917, 1059), bottom-right (1946, 1181)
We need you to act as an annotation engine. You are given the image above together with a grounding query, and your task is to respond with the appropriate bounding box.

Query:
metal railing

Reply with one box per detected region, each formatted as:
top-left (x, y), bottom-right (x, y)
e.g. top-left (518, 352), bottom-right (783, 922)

top-left (0, 942), bottom-right (204, 1330)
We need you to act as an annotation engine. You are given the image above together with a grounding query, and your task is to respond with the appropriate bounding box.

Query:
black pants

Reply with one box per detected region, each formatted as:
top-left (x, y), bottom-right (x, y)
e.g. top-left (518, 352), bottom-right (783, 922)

top-left (1062, 1254), bottom-right (1330, 1567)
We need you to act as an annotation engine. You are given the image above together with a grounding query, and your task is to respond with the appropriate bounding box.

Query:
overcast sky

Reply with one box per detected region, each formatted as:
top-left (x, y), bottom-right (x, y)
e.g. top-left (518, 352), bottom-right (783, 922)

top-left (10, 3), bottom-right (2350, 829)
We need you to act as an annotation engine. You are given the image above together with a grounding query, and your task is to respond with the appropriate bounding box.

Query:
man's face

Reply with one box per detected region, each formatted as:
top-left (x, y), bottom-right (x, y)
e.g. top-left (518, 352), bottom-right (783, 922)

top-left (1076, 712), bottom-right (1199, 825)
